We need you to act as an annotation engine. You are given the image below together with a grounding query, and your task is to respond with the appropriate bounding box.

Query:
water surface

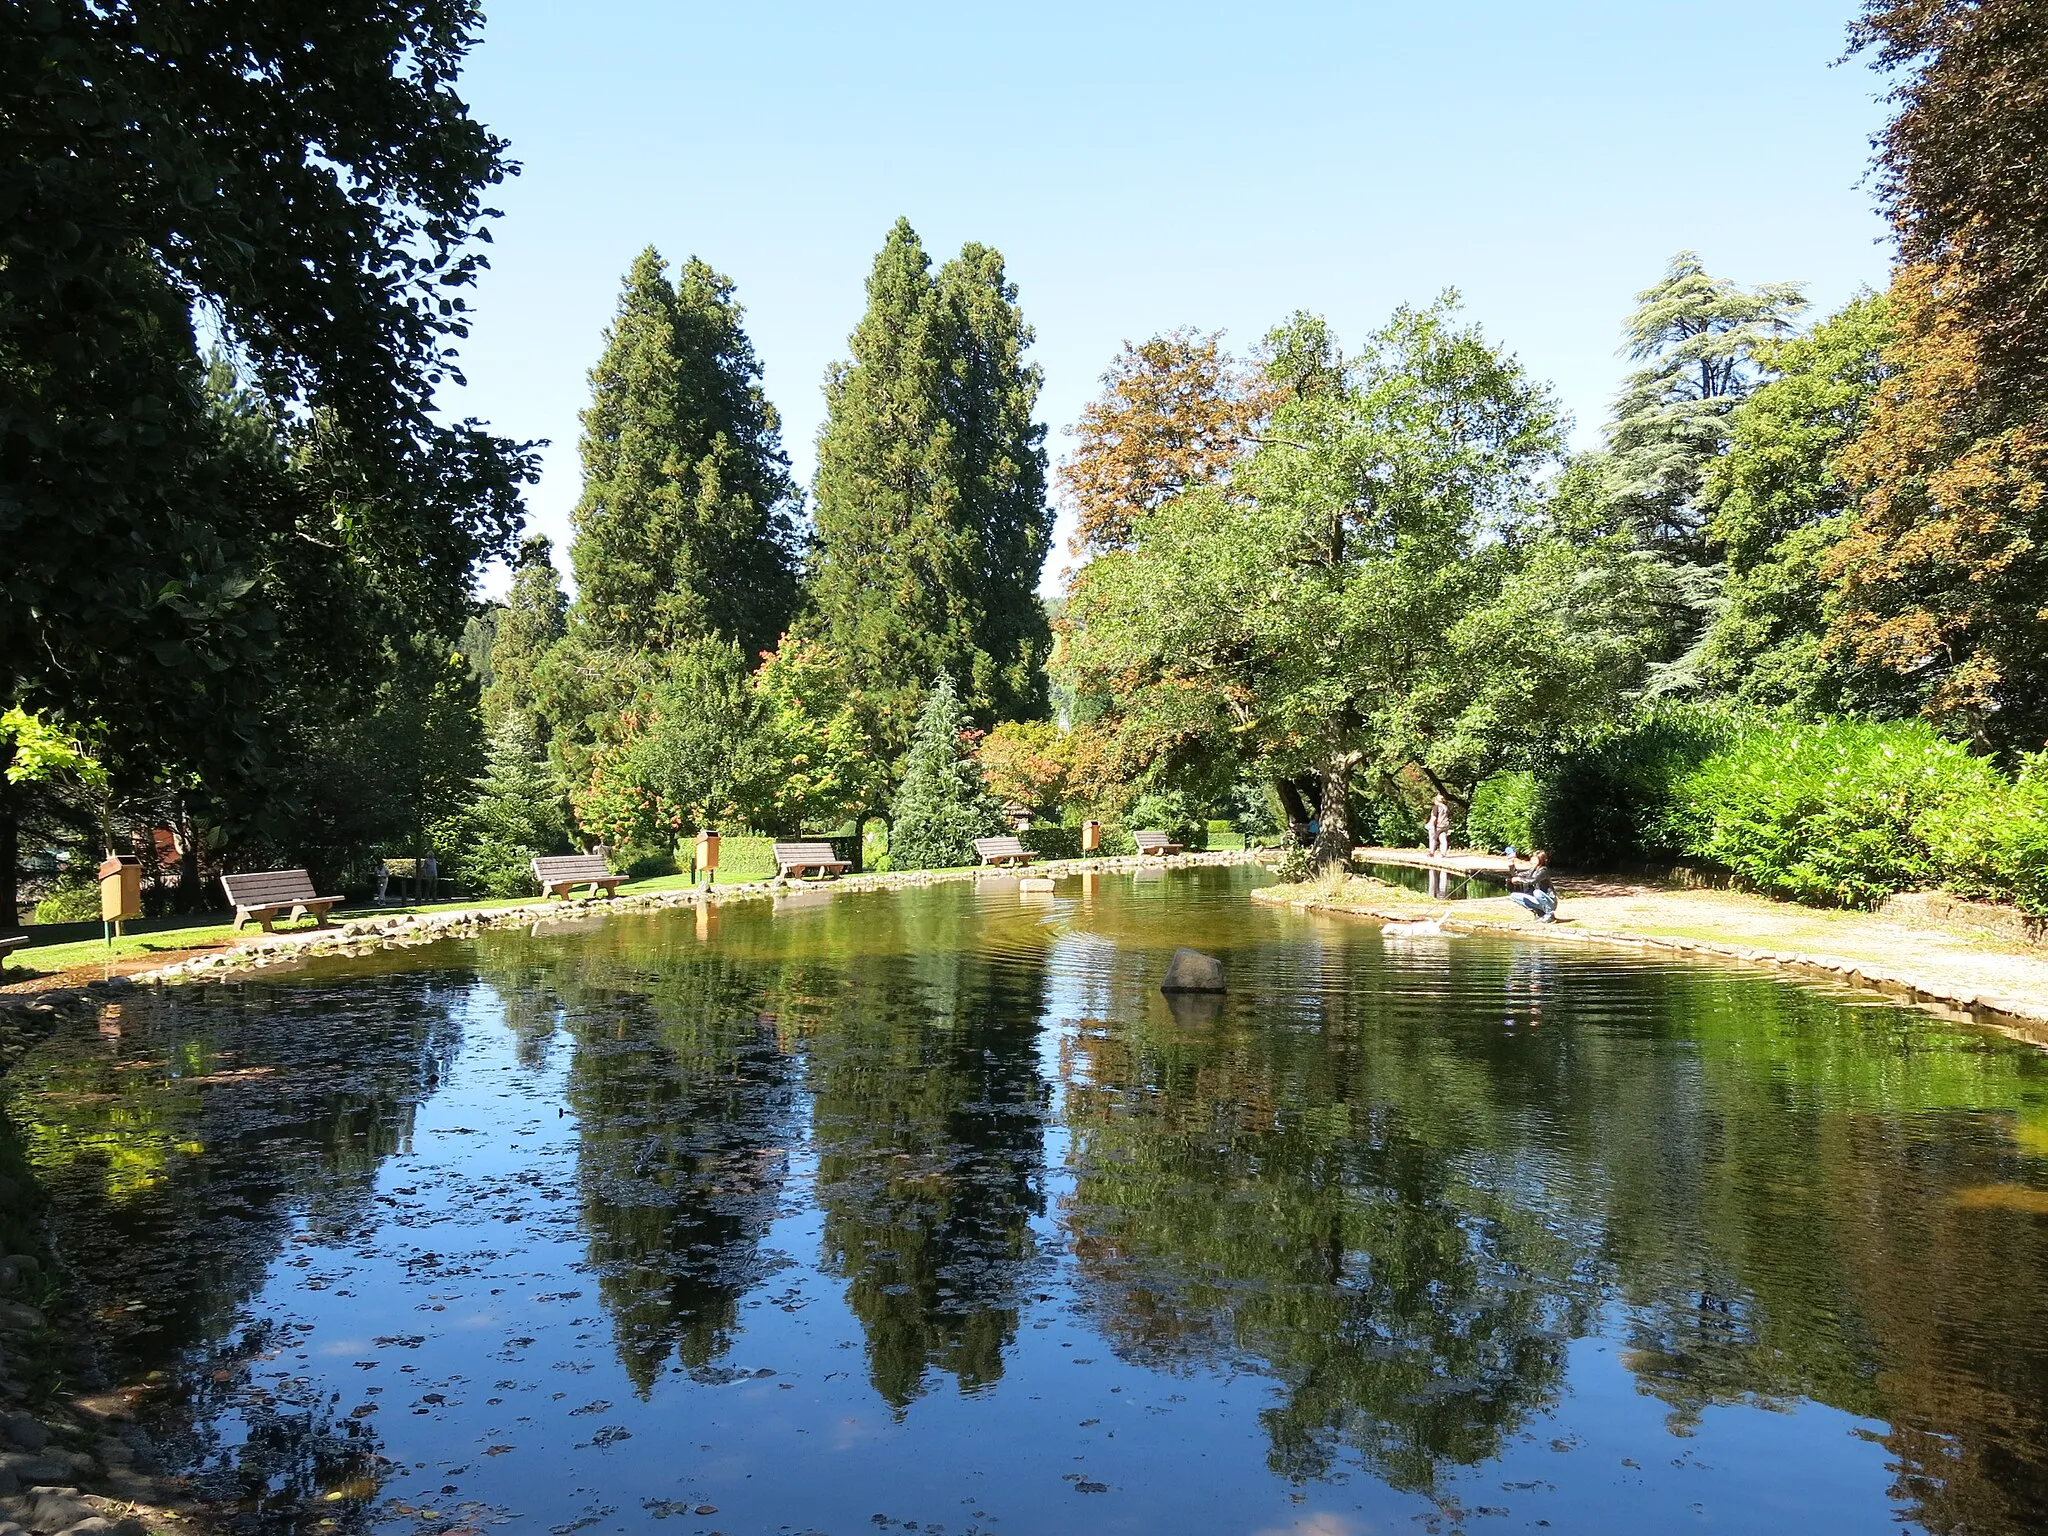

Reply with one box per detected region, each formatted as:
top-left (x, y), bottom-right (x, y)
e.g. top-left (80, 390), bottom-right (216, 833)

top-left (11, 866), bottom-right (2048, 1536)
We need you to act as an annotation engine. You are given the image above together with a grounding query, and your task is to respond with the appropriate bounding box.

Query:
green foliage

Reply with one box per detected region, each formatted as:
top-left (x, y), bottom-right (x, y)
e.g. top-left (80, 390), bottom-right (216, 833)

top-left (458, 715), bottom-right (571, 897)
top-left (806, 220), bottom-right (1054, 743)
top-left (570, 249), bottom-right (801, 660)
top-left (625, 638), bottom-right (764, 834)
top-left (887, 678), bottom-right (1007, 870)
top-left (1602, 253), bottom-right (1807, 559)
top-left (1126, 791), bottom-right (1206, 849)
top-left (1660, 718), bottom-right (2029, 910)
top-left (1, 3), bottom-right (536, 919)
top-left (483, 535), bottom-right (570, 736)
top-left (1533, 704), bottom-right (1735, 865)
top-left (1927, 755), bottom-right (2048, 915)
top-left (1063, 296), bottom-right (1665, 870)
top-left (33, 875), bottom-right (100, 925)
top-left (1, 711), bottom-right (106, 790)
top-left (1466, 772), bottom-right (1536, 853)
top-left (1697, 295), bottom-right (1909, 715)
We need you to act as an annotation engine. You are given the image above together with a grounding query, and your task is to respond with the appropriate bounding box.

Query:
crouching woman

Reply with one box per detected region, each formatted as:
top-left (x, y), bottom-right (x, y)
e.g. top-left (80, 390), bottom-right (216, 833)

top-left (1508, 850), bottom-right (1559, 923)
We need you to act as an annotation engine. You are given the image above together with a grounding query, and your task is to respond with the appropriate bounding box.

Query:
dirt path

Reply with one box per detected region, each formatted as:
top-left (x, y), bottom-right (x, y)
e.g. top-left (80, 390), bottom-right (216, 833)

top-left (1257, 869), bottom-right (2048, 1042)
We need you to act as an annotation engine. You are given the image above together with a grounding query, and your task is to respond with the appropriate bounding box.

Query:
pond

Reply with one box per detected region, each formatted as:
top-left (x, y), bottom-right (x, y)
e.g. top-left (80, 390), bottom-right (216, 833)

top-left (10, 865), bottom-right (2048, 1536)
top-left (1352, 861), bottom-right (1507, 901)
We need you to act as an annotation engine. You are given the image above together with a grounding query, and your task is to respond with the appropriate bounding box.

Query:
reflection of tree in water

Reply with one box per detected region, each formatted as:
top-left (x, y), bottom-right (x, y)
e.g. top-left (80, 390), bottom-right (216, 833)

top-left (7, 977), bottom-right (464, 1524)
top-left (559, 960), bottom-right (797, 1391)
top-left (807, 902), bottom-right (1051, 1412)
top-left (1061, 999), bottom-right (1593, 1493)
top-left (1061, 942), bottom-right (2048, 1527)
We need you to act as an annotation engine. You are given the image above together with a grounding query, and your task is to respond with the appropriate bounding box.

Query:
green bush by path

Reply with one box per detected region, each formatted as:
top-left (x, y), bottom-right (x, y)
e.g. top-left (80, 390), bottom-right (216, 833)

top-left (1658, 718), bottom-right (2047, 912)
top-left (1466, 772), bottom-right (1537, 853)
top-left (32, 875), bottom-right (99, 925)
top-left (1533, 703), bottom-right (1735, 865)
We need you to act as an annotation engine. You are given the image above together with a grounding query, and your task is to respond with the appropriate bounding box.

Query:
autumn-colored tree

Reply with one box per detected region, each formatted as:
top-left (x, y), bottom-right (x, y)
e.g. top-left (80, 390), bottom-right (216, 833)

top-left (977, 720), bottom-right (1070, 815)
top-left (1059, 329), bottom-right (1268, 555)
top-left (1827, 263), bottom-right (2048, 752)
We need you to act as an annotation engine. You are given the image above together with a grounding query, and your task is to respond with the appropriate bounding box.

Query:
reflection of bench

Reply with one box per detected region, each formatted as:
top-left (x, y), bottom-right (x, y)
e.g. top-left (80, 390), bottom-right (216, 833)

top-left (1, 935), bottom-right (28, 968)
top-left (974, 836), bottom-right (1034, 868)
top-left (773, 841), bottom-right (848, 880)
top-left (221, 869), bottom-right (341, 933)
top-left (1134, 830), bottom-right (1182, 856)
top-left (531, 853), bottom-right (623, 900)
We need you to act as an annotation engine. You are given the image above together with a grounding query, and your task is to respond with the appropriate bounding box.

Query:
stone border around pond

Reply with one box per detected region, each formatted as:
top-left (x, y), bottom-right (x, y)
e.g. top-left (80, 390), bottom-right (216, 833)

top-left (133, 848), bottom-right (1276, 986)
top-left (1254, 880), bottom-right (2048, 1043)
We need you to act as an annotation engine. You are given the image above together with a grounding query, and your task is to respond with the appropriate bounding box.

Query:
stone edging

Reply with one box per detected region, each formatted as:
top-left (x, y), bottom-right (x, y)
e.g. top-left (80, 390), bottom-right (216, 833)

top-left (1252, 883), bottom-right (2048, 1043)
top-left (135, 848), bottom-right (1274, 986)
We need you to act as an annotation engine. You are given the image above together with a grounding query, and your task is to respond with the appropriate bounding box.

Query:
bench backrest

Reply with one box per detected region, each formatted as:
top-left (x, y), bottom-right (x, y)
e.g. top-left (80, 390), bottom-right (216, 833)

top-left (773, 841), bottom-right (842, 865)
top-left (1133, 830), bottom-right (1175, 851)
top-left (975, 836), bottom-right (1028, 858)
top-left (221, 869), bottom-right (320, 908)
top-left (532, 853), bottom-right (614, 883)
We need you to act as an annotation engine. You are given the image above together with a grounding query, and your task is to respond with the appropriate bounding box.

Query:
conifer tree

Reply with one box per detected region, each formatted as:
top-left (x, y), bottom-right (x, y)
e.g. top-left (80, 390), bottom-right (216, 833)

top-left (807, 220), bottom-right (1054, 747)
top-left (1603, 253), bottom-right (1807, 560)
top-left (482, 533), bottom-right (569, 736)
top-left (458, 713), bottom-right (572, 896)
top-left (571, 248), bottom-right (801, 660)
top-left (887, 675), bottom-right (1007, 870)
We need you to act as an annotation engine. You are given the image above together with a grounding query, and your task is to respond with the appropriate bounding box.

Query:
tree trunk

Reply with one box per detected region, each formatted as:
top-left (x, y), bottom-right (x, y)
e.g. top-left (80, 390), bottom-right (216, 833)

top-left (1273, 778), bottom-right (1314, 846)
top-left (1312, 754), bottom-right (1353, 870)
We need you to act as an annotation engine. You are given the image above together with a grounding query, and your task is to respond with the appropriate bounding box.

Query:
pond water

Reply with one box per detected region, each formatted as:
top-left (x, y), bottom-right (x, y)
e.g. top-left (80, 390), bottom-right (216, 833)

top-left (10, 866), bottom-right (2048, 1536)
top-left (1353, 861), bottom-right (1507, 901)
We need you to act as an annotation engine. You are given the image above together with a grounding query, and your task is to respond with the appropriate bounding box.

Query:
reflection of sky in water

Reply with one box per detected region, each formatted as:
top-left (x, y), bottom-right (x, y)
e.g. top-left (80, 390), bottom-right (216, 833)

top-left (11, 867), bottom-right (2048, 1534)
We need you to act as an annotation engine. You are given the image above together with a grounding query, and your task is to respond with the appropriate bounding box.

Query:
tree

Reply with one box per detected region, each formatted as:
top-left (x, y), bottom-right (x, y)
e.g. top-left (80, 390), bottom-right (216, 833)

top-left (806, 220), bottom-right (1055, 744)
top-left (1060, 330), bottom-right (1267, 555)
top-left (978, 721), bottom-right (1071, 815)
top-left (570, 248), bottom-right (801, 660)
top-left (458, 714), bottom-right (571, 897)
top-left (1693, 294), bottom-right (1911, 716)
top-left (482, 535), bottom-right (570, 737)
top-left (743, 638), bottom-right (892, 839)
top-left (1827, 264), bottom-right (2048, 752)
top-left (1601, 253), bottom-right (1807, 561)
top-left (1851, 0), bottom-right (2048, 400)
top-left (2, 3), bottom-right (536, 909)
top-left (622, 638), bottom-right (764, 836)
top-left (887, 677), bottom-right (1007, 870)
top-left (1063, 300), bottom-right (1669, 869)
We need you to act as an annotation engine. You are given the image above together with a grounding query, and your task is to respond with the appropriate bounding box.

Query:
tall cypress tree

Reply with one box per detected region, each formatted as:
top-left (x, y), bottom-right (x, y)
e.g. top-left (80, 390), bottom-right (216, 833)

top-left (807, 220), bottom-right (1054, 745)
top-left (570, 248), bottom-right (801, 661)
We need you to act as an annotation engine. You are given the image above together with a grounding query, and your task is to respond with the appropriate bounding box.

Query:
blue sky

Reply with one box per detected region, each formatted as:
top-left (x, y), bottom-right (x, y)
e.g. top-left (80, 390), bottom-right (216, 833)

top-left (447, 0), bottom-right (1897, 597)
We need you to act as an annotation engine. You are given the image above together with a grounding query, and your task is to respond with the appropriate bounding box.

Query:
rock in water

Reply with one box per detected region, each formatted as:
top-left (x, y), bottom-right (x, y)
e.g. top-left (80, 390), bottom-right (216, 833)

top-left (1160, 948), bottom-right (1225, 993)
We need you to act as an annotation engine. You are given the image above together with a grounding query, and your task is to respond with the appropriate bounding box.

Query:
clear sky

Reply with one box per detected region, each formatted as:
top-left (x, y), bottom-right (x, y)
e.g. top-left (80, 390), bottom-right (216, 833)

top-left (445, 0), bottom-right (1897, 597)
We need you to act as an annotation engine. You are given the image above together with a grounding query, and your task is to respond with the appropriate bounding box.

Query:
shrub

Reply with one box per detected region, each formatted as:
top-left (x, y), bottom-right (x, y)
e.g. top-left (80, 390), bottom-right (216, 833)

top-left (1466, 772), bottom-right (1537, 853)
top-left (1920, 750), bottom-right (2048, 915)
top-left (1659, 718), bottom-right (2007, 909)
top-left (1533, 703), bottom-right (1735, 865)
top-left (33, 875), bottom-right (99, 924)
top-left (1021, 825), bottom-right (1082, 861)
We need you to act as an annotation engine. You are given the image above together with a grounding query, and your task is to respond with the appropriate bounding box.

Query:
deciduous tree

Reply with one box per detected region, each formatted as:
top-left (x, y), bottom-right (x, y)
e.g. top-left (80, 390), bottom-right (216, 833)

top-left (1060, 330), bottom-right (1266, 555)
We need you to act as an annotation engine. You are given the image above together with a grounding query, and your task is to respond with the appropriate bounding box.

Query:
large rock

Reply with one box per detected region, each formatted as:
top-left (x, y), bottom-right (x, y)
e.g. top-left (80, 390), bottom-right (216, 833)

top-left (1160, 948), bottom-right (1225, 993)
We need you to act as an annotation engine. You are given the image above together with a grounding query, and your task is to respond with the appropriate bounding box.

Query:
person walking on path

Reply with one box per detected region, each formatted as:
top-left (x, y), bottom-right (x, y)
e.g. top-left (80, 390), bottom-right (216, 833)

top-left (1508, 850), bottom-right (1559, 923)
top-left (1426, 795), bottom-right (1452, 857)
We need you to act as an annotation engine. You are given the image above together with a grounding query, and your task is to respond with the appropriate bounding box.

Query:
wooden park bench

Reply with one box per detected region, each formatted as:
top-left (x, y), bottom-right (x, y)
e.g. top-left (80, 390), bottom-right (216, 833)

top-left (973, 835), bottom-right (1035, 868)
top-left (531, 852), bottom-right (625, 900)
top-left (773, 841), bottom-right (849, 880)
top-left (1, 935), bottom-right (28, 969)
top-left (1134, 830), bottom-right (1183, 856)
top-left (221, 869), bottom-right (342, 933)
